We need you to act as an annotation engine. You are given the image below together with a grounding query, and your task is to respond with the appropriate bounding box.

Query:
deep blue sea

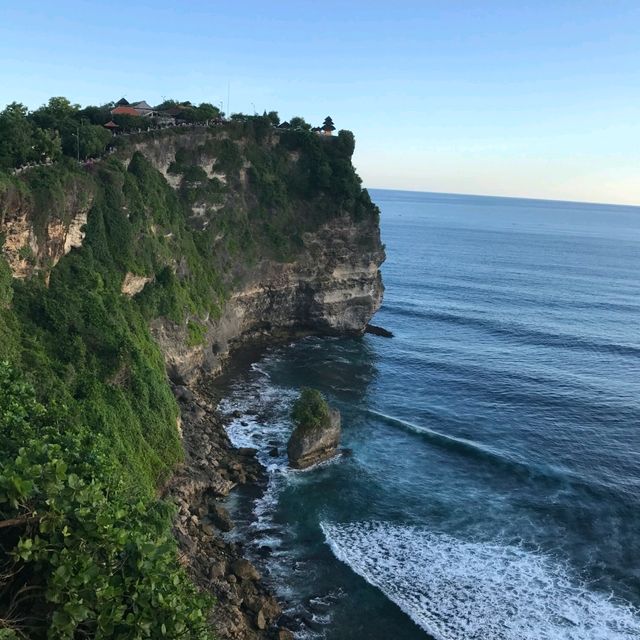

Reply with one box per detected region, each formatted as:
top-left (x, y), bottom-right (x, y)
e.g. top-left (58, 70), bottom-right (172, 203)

top-left (218, 190), bottom-right (640, 640)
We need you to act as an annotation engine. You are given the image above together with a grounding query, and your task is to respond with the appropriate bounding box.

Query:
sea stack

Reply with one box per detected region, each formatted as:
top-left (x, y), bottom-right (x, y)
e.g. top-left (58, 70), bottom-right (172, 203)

top-left (287, 389), bottom-right (342, 469)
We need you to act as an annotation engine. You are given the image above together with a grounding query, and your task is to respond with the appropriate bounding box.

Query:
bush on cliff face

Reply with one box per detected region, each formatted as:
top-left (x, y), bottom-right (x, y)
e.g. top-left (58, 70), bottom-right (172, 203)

top-left (291, 388), bottom-right (331, 432)
top-left (0, 363), bottom-right (213, 639)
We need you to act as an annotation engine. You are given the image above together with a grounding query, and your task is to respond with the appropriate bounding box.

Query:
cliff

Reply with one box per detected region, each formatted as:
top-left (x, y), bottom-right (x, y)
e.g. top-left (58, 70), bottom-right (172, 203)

top-left (1, 124), bottom-right (384, 380)
top-left (119, 127), bottom-right (384, 382)
top-left (0, 119), bottom-right (383, 639)
top-left (154, 212), bottom-right (383, 382)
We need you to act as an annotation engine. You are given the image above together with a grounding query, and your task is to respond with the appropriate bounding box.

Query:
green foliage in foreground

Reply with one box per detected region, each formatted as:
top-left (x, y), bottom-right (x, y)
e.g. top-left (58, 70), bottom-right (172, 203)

top-left (291, 388), bottom-right (331, 431)
top-left (0, 363), bottom-right (213, 639)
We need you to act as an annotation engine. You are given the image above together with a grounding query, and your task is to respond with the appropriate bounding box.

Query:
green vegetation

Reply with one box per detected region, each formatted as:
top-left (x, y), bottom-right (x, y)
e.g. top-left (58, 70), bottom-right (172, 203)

top-left (153, 100), bottom-right (221, 124)
top-left (187, 320), bottom-right (208, 347)
top-left (0, 98), bottom-right (378, 638)
top-left (0, 103), bottom-right (62, 169)
top-left (291, 388), bottom-right (331, 431)
top-left (0, 97), bottom-right (224, 171)
top-left (0, 98), bottom-right (114, 170)
top-left (0, 363), bottom-right (212, 639)
top-left (0, 153), bottom-right (219, 637)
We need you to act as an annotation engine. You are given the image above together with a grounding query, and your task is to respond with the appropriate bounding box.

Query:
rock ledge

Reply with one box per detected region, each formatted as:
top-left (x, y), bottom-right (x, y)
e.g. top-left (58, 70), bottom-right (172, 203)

top-left (287, 407), bottom-right (341, 469)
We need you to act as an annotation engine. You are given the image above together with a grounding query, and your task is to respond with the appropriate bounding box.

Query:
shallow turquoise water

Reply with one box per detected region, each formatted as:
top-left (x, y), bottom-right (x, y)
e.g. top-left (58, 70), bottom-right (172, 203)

top-left (219, 190), bottom-right (640, 639)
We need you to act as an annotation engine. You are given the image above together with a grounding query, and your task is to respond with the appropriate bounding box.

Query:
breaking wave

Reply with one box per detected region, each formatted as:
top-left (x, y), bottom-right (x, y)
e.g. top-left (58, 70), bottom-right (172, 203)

top-left (321, 521), bottom-right (640, 640)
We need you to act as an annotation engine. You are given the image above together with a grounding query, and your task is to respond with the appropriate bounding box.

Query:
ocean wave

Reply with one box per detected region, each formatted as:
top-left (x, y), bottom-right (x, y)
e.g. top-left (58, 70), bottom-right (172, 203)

top-left (367, 408), bottom-right (513, 463)
top-left (386, 281), bottom-right (640, 314)
top-left (385, 307), bottom-right (640, 358)
top-left (321, 521), bottom-right (640, 640)
top-left (365, 409), bottom-right (634, 501)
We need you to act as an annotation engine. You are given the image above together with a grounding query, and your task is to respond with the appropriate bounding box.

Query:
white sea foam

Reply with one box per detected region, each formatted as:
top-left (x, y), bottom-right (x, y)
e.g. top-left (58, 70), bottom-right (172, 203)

top-left (320, 521), bottom-right (640, 640)
top-left (217, 365), bottom-right (346, 638)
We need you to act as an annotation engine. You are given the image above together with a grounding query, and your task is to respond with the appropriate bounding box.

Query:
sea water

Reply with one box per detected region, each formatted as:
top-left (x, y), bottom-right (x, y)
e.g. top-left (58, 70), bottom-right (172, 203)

top-left (218, 190), bottom-right (640, 639)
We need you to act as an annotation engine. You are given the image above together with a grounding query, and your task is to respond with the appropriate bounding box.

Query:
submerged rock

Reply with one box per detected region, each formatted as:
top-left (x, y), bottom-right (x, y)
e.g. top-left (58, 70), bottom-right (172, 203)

top-left (287, 406), bottom-right (341, 469)
top-left (365, 323), bottom-right (394, 337)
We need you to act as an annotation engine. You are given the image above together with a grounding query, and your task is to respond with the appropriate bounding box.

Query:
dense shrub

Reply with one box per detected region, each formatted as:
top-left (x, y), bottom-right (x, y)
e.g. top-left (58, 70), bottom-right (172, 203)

top-left (187, 320), bottom-right (207, 346)
top-left (291, 388), bottom-right (331, 431)
top-left (0, 363), bottom-right (212, 639)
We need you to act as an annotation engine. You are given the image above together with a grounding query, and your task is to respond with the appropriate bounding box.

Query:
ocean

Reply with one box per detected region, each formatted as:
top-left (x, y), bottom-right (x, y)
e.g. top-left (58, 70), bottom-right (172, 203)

top-left (217, 190), bottom-right (640, 640)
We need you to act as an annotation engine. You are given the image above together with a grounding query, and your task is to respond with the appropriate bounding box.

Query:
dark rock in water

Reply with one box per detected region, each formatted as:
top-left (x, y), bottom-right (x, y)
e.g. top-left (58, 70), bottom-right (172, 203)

top-left (209, 504), bottom-right (234, 532)
top-left (365, 323), bottom-right (393, 338)
top-left (237, 447), bottom-right (258, 457)
top-left (287, 408), bottom-right (341, 469)
top-left (268, 446), bottom-right (279, 457)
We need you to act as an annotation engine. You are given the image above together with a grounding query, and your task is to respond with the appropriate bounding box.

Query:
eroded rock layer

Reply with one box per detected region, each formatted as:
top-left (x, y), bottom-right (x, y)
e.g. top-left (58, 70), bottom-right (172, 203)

top-left (154, 213), bottom-right (384, 383)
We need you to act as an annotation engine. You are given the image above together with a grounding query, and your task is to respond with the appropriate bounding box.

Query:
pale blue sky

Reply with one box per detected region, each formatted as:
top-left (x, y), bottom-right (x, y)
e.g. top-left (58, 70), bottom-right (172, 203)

top-left (1, 1), bottom-right (639, 204)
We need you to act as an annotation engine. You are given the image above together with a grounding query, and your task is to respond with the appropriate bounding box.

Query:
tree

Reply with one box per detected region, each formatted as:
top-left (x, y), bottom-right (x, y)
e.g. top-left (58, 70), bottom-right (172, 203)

top-left (30, 98), bottom-right (86, 160)
top-left (154, 99), bottom-right (181, 111)
top-left (32, 126), bottom-right (62, 162)
top-left (79, 103), bottom-right (113, 126)
top-left (180, 103), bottom-right (220, 123)
top-left (195, 102), bottom-right (220, 121)
top-left (266, 110), bottom-right (280, 126)
top-left (112, 113), bottom-right (148, 131)
top-left (30, 96), bottom-right (79, 131)
top-left (289, 116), bottom-right (311, 131)
top-left (77, 122), bottom-right (112, 158)
top-left (335, 129), bottom-right (355, 157)
top-left (0, 102), bottom-right (36, 168)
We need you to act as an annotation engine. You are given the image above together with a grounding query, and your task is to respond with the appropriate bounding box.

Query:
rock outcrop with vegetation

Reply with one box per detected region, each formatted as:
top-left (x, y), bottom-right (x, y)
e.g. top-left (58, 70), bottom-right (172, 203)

top-left (287, 388), bottom-right (342, 469)
top-left (0, 105), bottom-right (384, 639)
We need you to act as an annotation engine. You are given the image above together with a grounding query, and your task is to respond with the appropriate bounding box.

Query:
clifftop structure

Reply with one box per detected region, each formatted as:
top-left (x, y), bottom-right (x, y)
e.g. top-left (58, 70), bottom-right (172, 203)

top-left (111, 98), bottom-right (154, 117)
top-left (111, 98), bottom-right (174, 124)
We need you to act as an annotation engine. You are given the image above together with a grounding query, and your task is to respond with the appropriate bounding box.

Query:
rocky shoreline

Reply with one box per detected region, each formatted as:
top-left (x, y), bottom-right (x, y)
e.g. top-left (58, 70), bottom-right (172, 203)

top-left (165, 377), bottom-right (292, 640)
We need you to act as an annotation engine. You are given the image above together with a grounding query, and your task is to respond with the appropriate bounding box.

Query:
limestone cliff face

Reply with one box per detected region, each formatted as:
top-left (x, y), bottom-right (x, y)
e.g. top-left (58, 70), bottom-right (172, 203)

top-left (1, 127), bottom-right (385, 382)
top-left (0, 174), bottom-right (93, 279)
top-left (153, 212), bottom-right (384, 383)
top-left (119, 129), bottom-right (385, 382)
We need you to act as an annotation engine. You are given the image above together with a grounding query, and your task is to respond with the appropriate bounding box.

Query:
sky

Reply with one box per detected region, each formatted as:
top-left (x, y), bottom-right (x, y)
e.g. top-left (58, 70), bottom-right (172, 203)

top-left (1, 1), bottom-right (639, 205)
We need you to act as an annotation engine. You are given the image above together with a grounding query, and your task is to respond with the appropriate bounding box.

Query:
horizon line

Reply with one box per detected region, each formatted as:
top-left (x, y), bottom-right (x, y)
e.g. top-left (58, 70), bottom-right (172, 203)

top-left (365, 187), bottom-right (640, 210)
